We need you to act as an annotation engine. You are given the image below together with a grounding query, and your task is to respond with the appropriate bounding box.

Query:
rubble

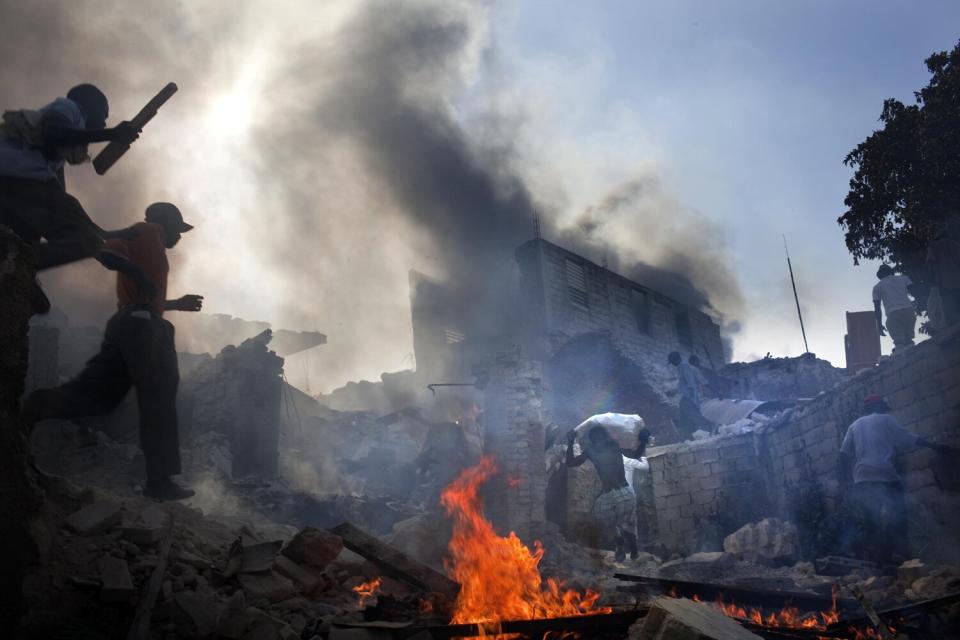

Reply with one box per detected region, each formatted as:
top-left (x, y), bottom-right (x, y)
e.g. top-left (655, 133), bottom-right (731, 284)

top-left (96, 555), bottom-right (136, 603)
top-left (659, 552), bottom-right (736, 581)
top-left (237, 572), bottom-right (298, 603)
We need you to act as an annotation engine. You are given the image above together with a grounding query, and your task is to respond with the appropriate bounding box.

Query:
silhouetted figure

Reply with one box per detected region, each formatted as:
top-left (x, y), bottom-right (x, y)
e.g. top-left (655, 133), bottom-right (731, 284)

top-left (872, 264), bottom-right (916, 353)
top-left (0, 84), bottom-right (139, 309)
top-left (21, 203), bottom-right (201, 501)
top-left (669, 351), bottom-right (712, 434)
top-left (840, 394), bottom-right (952, 566)
top-left (565, 426), bottom-right (649, 562)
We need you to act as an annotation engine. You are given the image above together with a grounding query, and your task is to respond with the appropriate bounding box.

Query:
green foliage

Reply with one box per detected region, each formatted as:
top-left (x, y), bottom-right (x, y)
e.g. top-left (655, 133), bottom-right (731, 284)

top-left (839, 40), bottom-right (960, 301)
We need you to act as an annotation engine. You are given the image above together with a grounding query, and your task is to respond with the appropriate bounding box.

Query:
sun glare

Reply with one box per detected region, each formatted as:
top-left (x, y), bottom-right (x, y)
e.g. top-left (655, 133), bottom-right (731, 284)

top-left (206, 90), bottom-right (255, 135)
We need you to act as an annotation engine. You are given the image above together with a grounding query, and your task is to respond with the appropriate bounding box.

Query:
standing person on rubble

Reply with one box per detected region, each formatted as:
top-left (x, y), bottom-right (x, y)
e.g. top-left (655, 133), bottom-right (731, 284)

top-left (872, 265), bottom-right (916, 354)
top-left (840, 394), bottom-right (954, 566)
top-left (668, 351), bottom-right (711, 434)
top-left (565, 426), bottom-right (650, 562)
top-left (0, 84), bottom-right (140, 309)
top-left (21, 203), bottom-right (201, 501)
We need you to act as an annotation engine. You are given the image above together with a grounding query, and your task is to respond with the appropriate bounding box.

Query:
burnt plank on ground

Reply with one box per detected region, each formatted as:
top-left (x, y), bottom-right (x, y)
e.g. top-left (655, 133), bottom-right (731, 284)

top-left (331, 522), bottom-right (459, 600)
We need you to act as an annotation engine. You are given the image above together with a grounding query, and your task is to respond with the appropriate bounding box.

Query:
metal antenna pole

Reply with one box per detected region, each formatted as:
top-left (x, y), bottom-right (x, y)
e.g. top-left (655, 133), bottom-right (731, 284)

top-left (783, 235), bottom-right (810, 354)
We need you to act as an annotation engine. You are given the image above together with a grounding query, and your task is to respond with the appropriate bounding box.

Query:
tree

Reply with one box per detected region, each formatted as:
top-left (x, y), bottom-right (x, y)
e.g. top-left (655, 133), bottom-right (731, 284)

top-left (839, 40), bottom-right (960, 306)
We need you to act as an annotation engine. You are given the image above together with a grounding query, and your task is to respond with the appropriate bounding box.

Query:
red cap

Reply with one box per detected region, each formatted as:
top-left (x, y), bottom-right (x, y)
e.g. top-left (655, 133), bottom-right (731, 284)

top-left (863, 393), bottom-right (883, 406)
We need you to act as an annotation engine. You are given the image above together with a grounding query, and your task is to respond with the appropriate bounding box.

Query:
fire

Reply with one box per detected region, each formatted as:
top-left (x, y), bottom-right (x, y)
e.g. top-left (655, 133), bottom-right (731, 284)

top-left (440, 456), bottom-right (610, 632)
top-left (352, 576), bottom-right (382, 608)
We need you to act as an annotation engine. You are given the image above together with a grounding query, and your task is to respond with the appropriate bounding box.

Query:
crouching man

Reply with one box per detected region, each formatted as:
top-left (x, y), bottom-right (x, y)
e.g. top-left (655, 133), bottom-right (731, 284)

top-left (566, 426), bottom-right (650, 562)
top-left (21, 203), bottom-right (202, 501)
top-left (840, 394), bottom-right (953, 566)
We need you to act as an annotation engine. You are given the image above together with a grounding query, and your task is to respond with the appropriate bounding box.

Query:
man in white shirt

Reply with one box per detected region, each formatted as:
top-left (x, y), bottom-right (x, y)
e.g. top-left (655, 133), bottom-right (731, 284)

top-left (871, 265), bottom-right (916, 353)
top-left (840, 394), bottom-right (951, 565)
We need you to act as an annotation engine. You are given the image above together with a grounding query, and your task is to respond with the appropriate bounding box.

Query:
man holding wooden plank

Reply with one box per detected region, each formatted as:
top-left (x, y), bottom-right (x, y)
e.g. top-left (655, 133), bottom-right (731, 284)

top-left (0, 82), bottom-right (175, 311)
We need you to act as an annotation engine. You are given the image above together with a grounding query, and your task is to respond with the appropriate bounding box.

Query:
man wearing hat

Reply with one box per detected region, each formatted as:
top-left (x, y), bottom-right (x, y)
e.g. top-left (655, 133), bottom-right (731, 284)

top-left (21, 202), bottom-right (201, 501)
top-left (840, 394), bottom-right (953, 565)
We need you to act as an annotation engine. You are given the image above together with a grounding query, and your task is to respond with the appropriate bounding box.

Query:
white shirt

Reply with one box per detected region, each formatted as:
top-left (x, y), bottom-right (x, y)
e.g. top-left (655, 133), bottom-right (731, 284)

top-left (840, 412), bottom-right (918, 483)
top-left (0, 97), bottom-right (86, 181)
top-left (872, 274), bottom-right (913, 314)
top-left (622, 455), bottom-right (649, 491)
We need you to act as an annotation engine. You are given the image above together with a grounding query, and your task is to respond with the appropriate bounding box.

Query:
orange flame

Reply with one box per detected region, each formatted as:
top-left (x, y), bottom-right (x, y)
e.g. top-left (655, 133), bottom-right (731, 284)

top-left (440, 456), bottom-right (610, 633)
top-left (352, 577), bottom-right (382, 608)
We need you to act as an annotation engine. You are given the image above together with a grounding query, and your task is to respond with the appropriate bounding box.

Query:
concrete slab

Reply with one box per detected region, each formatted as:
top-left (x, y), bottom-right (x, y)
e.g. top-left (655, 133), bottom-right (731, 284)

top-left (66, 502), bottom-right (122, 536)
top-left (97, 555), bottom-right (136, 603)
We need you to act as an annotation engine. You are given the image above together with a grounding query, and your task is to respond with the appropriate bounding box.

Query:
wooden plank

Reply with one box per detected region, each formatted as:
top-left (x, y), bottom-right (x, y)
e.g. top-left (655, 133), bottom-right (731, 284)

top-left (614, 573), bottom-right (858, 614)
top-left (126, 515), bottom-right (175, 640)
top-left (406, 609), bottom-right (646, 639)
top-left (331, 522), bottom-right (459, 599)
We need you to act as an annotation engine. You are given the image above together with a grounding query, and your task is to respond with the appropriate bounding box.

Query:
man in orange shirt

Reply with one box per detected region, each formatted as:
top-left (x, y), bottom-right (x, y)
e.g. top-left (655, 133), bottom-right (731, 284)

top-left (21, 202), bottom-right (202, 501)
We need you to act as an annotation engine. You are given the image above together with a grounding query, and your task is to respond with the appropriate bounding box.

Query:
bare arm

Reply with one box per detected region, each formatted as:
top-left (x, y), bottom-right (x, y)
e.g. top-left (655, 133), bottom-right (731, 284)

top-left (565, 431), bottom-right (587, 467)
top-left (873, 299), bottom-right (886, 336)
top-left (41, 111), bottom-right (139, 147)
top-left (164, 294), bottom-right (204, 312)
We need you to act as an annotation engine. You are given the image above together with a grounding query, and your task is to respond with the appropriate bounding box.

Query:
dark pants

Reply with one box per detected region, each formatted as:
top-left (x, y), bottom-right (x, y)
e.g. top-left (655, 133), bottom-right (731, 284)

top-left (0, 175), bottom-right (103, 270)
top-left (35, 306), bottom-right (181, 480)
top-left (852, 481), bottom-right (907, 565)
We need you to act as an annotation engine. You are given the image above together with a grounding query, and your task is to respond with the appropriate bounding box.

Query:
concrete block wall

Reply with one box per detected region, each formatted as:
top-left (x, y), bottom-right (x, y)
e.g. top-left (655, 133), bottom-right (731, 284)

top-left (647, 325), bottom-right (960, 562)
top-left (481, 351), bottom-right (547, 542)
top-left (648, 432), bottom-right (769, 553)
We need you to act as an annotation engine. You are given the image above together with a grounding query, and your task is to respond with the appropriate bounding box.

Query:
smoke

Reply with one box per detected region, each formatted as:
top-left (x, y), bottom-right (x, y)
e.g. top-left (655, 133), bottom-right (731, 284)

top-left (559, 174), bottom-right (746, 331)
top-left (1, 0), bottom-right (743, 390)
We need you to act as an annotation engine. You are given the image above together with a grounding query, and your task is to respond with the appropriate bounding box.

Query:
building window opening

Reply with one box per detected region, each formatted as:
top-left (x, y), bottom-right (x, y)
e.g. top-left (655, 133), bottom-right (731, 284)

top-left (633, 289), bottom-right (650, 334)
top-left (565, 259), bottom-right (589, 309)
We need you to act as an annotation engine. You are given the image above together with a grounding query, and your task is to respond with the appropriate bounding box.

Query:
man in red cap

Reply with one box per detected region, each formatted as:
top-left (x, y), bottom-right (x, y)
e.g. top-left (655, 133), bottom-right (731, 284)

top-left (840, 394), bottom-right (952, 565)
top-left (21, 202), bottom-right (202, 501)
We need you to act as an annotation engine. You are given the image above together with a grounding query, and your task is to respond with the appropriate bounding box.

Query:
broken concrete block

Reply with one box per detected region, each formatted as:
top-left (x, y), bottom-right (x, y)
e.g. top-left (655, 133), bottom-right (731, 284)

top-left (97, 555), bottom-right (136, 603)
top-left (122, 503), bottom-right (168, 545)
top-left (898, 558), bottom-right (931, 585)
top-left (629, 597), bottom-right (763, 639)
top-left (174, 591), bottom-right (224, 638)
top-left (241, 540), bottom-right (284, 574)
top-left (176, 548), bottom-right (214, 570)
top-left (238, 572), bottom-right (297, 603)
top-left (281, 527), bottom-right (343, 569)
top-left (66, 502), bottom-right (122, 536)
top-left (273, 555), bottom-right (326, 594)
top-left (723, 518), bottom-right (800, 566)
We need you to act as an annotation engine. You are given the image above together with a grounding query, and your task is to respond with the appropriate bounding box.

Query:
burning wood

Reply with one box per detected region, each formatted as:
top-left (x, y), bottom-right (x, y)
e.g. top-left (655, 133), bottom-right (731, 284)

top-left (352, 576), bottom-right (382, 608)
top-left (439, 456), bottom-right (610, 633)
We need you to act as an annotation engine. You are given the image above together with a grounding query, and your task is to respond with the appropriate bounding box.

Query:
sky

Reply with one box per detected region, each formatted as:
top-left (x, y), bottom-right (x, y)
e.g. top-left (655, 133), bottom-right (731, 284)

top-left (2, 0), bottom-right (958, 392)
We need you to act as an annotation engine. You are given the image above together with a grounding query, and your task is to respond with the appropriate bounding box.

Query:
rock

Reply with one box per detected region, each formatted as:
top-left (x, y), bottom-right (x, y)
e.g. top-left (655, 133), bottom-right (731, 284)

top-left (216, 591), bottom-right (250, 639)
top-left (65, 502), bottom-right (122, 536)
top-left (177, 549), bottom-right (214, 570)
top-left (174, 591), bottom-right (224, 638)
top-left (122, 504), bottom-right (169, 545)
top-left (281, 527), bottom-right (343, 569)
top-left (273, 555), bottom-right (326, 594)
top-left (628, 596), bottom-right (763, 639)
top-left (723, 518), bottom-right (800, 566)
top-left (241, 540), bottom-right (284, 574)
top-left (793, 561), bottom-right (815, 575)
top-left (97, 555), bottom-right (135, 603)
top-left (898, 559), bottom-right (931, 585)
top-left (238, 572), bottom-right (297, 603)
top-left (659, 552), bottom-right (736, 580)
top-left (911, 574), bottom-right (960, 600)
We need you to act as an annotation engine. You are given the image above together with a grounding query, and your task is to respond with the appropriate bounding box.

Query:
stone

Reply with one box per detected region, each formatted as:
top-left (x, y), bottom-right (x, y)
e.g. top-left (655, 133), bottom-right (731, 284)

top-left (629, 597), bottom-right (763, 639)
top-left (97, 555), bottom-right (136, 603)
top-left (241, 540), bottom-right (284, 574)
top-left (238, 572), bottom-right (297, 603)
top-left (911, 574), bottom-right (960, 600)
top-left (216, 591), bottom-right (250, 639)
top-left (281, 527), bottom-right (343, 569)
top-left (122, 504), bottom-right (169, 545)
top-left (273, 555), bottom-right (326, 594)
top-left (177, 549), bottom-right (214, 570)
top-left (897, 558), bottom-right (931, 585)
top-left (723, 518), bottom-right (800, 566)
top-left (65, 502), bottom-right (122, 536)
top-left (175, 591), bottom-right (224, 638)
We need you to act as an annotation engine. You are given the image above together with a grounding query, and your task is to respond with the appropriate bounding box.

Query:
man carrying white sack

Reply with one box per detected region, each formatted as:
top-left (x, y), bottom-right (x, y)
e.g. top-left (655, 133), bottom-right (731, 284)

top-left (566, 413), bottom-right (650, 562)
